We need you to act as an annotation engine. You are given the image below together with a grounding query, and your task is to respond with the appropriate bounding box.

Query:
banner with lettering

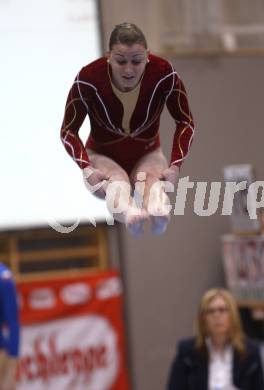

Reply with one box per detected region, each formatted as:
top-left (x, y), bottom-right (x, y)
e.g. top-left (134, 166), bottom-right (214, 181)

top-left (16, 270), bottom-right (130, 390)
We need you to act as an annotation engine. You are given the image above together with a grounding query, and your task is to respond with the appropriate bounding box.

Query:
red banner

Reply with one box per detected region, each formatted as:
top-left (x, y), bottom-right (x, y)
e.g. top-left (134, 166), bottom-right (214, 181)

top-left (16, 270), bottom-right (130, 390)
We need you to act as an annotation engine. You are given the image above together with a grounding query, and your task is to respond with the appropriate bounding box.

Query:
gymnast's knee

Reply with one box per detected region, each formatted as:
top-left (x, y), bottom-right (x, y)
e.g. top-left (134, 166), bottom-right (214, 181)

top-left (133, 170), bottom-right (155, 181)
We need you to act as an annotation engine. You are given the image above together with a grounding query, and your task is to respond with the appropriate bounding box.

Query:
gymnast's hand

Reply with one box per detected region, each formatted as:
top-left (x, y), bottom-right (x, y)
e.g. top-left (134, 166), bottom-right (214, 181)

top-left (82, 166), bottom-right (109, 199)
top-left (161, 165), bottom-right (179, 185)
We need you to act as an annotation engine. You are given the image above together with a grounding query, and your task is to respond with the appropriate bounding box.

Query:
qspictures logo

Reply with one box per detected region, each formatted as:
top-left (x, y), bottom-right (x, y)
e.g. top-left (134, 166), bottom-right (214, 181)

top-left (48, 171), bottom-right (264, 233)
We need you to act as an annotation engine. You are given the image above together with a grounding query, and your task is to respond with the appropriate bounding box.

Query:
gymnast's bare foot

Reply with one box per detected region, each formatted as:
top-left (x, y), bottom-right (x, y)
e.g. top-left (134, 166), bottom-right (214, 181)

top-left (151, 215), bottom-right (170, 235)
top-left (125, 206), bottom-right (149, 237)
top-left (150, 204), bottom-right (171, 235)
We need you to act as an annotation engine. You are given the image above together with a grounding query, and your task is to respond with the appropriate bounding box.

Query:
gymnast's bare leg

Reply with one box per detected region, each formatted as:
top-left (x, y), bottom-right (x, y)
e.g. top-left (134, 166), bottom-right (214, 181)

top-left (85, 149), bottom-right (148, 236)
top-left (130, 147), bottom-right (172, 235)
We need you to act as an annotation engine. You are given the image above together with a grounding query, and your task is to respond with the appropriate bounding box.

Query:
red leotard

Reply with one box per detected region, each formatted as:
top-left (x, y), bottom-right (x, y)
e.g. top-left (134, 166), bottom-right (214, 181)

top-left (61, 54), bottom-right (195, 174)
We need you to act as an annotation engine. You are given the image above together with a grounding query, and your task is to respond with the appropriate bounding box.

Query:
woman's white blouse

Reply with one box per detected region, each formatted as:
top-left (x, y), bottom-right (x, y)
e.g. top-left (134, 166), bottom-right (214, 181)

top-left (207, 340), bottom-right (236, 390)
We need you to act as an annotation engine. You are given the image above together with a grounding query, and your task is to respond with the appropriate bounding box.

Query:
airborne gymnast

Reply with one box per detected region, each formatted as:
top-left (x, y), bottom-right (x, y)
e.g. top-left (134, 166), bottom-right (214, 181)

top-left (61, 23), bottom-right (195, 236)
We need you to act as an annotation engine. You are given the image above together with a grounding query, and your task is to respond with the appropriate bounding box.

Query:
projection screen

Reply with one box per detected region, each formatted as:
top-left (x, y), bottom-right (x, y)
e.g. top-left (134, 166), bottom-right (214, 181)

top-left (0, 0), bottom-right (112, 231)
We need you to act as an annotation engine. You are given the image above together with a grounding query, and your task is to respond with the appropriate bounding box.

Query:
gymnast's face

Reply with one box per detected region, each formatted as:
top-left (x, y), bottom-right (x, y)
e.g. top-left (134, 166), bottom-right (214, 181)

top-left (108, 43), bottom-right (149, 92)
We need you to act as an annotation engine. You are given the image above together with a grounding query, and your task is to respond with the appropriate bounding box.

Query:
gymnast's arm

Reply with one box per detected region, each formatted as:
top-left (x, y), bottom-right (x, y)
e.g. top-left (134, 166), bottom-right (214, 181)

top-left (60, 73), bottom-right (91, 170)
top-left (60, 73), bottom-right (108, 195)
top-left (163, 73), bottom-right (195, 184)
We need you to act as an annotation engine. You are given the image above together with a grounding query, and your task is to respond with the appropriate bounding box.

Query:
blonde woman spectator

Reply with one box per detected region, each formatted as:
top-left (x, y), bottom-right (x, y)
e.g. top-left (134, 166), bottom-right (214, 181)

top-left (167, 288), bottom-right (264, 390)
